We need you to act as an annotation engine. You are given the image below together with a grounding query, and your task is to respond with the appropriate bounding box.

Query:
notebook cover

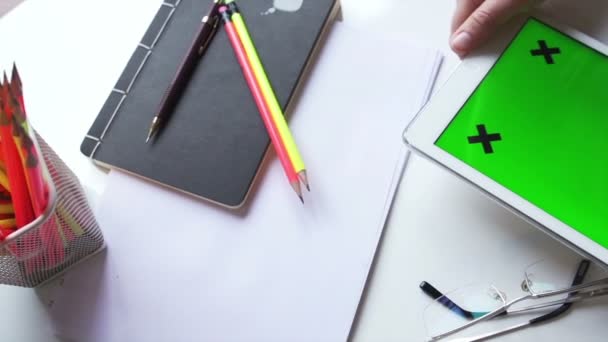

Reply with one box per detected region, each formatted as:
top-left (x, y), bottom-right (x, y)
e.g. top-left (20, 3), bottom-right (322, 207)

top-left (81, 0), bottom-right (338, 208)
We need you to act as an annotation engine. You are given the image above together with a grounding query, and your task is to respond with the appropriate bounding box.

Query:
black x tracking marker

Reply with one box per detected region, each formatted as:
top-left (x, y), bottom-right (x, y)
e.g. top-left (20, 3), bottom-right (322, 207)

top-left (531, 40), bottom-right (561, 64)
top-left (467, 124), bottom-right (502, 154)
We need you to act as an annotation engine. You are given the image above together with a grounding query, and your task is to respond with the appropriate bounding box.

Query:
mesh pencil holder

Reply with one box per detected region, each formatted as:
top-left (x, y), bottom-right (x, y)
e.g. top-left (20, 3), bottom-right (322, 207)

top-left (0, 133), bottom-right (105, 287)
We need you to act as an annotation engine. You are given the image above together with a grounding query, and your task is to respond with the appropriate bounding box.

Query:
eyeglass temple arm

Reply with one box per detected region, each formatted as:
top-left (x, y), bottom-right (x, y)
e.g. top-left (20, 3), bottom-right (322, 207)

top-left (516, 285), bottom-right (608, 314)
top-left (529, 259), bottom-right (589, 324)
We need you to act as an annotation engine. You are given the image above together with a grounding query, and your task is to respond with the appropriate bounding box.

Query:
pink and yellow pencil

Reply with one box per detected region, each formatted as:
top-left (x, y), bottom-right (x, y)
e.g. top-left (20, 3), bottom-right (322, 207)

top-left (226, 1), bottom-right (310, 191)
top-left (220, 6), bottom-right (304, 202)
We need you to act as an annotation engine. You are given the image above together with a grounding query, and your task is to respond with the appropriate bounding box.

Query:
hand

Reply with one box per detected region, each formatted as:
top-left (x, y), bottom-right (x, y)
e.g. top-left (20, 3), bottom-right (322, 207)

top-left (450, 0), bottom-right (533, 57)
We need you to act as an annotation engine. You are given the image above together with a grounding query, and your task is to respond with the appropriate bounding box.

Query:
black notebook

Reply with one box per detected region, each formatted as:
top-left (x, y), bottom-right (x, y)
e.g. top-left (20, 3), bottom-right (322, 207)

top-left (81, 0), bottom-right (339, 208)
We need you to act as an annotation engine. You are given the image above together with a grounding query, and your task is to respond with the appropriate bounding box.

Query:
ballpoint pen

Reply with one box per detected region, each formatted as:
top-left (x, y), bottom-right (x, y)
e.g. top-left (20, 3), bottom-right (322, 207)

top-left (146, 0), bottom-right (223, 142)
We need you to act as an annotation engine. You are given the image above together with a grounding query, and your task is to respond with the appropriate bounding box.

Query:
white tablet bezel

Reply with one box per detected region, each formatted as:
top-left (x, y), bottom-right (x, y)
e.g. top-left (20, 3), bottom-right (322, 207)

top-left (404, 12), bottom-right (608, 266)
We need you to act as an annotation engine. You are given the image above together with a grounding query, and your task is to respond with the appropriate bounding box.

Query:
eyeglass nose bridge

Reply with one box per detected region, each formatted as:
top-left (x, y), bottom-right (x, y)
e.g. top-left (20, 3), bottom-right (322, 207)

top-left (487, 285), bottom-right (508, 303)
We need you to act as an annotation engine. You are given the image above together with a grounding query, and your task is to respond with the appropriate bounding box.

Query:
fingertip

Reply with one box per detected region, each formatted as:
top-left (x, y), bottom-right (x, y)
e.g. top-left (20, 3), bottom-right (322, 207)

top-left (451, 0), bottom-right (526, 57)
top-left (450, 31), bottom-right (473, 58)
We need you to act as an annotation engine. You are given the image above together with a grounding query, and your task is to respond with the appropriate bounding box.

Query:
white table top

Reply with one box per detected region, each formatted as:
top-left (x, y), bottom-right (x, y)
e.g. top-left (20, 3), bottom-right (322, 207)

top-left (1, 0), bottom-right (608, 341)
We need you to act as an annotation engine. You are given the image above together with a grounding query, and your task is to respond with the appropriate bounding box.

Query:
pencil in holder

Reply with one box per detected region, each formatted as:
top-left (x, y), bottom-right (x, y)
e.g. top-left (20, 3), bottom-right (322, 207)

top-left (0, 133), bottom-right (105, 287)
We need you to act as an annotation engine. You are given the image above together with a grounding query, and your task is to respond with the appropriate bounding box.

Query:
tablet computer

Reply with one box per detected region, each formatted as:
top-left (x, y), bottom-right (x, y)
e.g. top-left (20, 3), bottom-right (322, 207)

top-left (404, 13), bottom-right (608, 266)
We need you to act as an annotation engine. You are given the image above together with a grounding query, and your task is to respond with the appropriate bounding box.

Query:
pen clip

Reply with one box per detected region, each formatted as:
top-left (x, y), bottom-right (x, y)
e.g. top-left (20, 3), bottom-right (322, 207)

top-left (199, 15), bottom-right (220, 55)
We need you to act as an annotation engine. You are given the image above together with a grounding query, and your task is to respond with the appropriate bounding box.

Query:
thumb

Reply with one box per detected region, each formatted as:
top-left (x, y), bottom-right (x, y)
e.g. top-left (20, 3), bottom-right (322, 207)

top-left (450, 0), bottom-right (529, 57)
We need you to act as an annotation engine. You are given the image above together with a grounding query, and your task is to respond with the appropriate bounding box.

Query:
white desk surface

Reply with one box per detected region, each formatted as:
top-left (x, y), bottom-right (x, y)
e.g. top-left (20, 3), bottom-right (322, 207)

top-left (1, 0), bottom-right (608, 341)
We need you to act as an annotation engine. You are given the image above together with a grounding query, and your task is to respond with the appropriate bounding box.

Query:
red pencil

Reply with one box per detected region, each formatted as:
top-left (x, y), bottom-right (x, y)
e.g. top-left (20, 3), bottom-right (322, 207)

top-left (219, 6), bottom-right (303, 203)
top-left (10, 64), bottom-right (25, 113)
top-left (8, 65), bottom-right (48, 215)
top-left (0, 77), bottom-right (34, 228)
top-left (6, 69), bottom-right (64, 265)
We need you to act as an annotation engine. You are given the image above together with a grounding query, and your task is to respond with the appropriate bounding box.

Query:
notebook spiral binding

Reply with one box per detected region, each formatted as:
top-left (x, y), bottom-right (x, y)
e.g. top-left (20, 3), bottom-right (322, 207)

top-left (83, 0), bottom-right (182, 160)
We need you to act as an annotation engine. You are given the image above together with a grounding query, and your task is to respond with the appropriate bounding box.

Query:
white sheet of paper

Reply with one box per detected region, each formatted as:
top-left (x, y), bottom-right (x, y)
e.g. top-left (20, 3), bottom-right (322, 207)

top-left (43, 23), bottom-right (441, 342)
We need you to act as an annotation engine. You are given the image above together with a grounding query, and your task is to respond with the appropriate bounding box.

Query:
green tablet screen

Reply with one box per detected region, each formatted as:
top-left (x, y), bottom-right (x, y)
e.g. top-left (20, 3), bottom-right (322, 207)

top-left (436, 18), bottom-right (608, 247)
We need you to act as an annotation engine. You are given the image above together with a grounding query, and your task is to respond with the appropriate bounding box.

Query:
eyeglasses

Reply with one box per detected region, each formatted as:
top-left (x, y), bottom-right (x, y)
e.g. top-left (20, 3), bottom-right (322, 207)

top-left (420, 259), bottom-right (608, 341)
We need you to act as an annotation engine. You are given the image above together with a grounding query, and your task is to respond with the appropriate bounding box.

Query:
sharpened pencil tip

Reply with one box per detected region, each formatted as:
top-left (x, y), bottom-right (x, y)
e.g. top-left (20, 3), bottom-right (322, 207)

top-left (298, 171), bottom-right (310, 192)
top-left (290, 181), bottom-right (304, 203)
